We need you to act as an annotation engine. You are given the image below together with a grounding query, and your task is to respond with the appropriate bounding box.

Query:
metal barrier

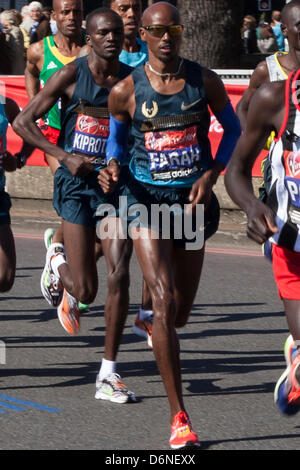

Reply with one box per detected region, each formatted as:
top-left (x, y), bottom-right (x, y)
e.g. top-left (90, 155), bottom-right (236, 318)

top-left (213, 69), bottom-right (253, 85)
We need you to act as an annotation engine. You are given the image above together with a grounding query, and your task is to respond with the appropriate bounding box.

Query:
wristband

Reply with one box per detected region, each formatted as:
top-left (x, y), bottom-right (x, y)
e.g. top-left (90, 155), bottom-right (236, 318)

top-left (106, 115), bottom-right (129, 164)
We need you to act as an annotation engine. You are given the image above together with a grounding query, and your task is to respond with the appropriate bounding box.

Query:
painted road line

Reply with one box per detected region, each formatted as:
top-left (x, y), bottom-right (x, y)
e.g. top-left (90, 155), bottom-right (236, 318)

top-left (0, 401), bottom-right (26, 410)
top-left (0, 394), bottom-right (61, 413)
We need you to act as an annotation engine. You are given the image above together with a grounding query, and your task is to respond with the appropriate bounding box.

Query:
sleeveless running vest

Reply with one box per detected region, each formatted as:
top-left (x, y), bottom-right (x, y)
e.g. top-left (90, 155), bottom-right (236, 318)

top-left (129, 59), bottom-right (213, 187)
top-left (268, 70), bottom-right (300, 251)
top-left (40, 36), bottom-right (79, 130)
top-left (266, 51), bottom-right (288, 82)
top-left (58, 56), bottom-right (132, 171)
top-left (119, 38), bottom-right (148, 68)
top-left (0, 101), bottom-right (8, 191)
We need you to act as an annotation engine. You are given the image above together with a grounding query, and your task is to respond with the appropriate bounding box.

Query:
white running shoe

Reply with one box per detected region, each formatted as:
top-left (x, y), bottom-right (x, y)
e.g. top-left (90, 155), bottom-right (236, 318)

top-left (95, 373), bottom-right (136, 403)
top-left (40, 243), bottom-right (65, 307)
top-left (44, 228), bottom-right (55, 249)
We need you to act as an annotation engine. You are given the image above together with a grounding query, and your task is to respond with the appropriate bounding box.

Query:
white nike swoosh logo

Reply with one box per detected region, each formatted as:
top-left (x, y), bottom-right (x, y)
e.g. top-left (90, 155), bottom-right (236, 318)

top-left (181, 98), bottom-right (202, 111)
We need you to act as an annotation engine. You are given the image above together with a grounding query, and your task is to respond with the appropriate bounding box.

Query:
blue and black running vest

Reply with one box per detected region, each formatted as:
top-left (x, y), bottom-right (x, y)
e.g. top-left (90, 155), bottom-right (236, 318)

top-left (0, 101), bottom-right (8, 191)
top-left (58, 56), bottom-right (132, 171)
top-left (129, 59), bottom-right (213, 187)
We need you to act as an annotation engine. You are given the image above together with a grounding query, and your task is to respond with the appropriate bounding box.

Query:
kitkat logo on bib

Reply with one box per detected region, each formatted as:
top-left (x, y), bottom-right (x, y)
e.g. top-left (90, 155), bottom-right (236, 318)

top-left (285, 151), bottom-right (300, 178)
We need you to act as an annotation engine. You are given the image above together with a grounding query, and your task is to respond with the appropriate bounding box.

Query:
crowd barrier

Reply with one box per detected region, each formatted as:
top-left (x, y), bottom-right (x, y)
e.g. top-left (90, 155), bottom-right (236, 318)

top-left (1, 74), bottom-right (266, 177)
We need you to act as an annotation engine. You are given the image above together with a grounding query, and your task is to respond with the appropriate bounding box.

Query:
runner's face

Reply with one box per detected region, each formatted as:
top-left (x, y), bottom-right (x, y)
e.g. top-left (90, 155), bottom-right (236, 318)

top-left (53, 0), bottom-right (83, 37)
top-left (86, 13), bottom-right (124, 60)
top-left (110, 0), bottom-right (142, 38)
top-left (140, 8), bottom-right (182, 63)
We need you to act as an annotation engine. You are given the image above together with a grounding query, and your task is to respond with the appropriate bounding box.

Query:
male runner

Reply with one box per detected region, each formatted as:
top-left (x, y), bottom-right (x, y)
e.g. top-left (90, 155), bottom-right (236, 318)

top-left (25, 0), bottom-right (87, 298)
top-left (0, 97), bottom-right (33, 293)
top-left (99, 1), bottom-right (241, 448)
top-left (237, 0), bottom-right (300, 354)
top-left (225, 53), bottom-right (300, 415)
top-left (79, 0), bottom-right (154, 345)
top-left (14, 8), bottom-right (136, 404)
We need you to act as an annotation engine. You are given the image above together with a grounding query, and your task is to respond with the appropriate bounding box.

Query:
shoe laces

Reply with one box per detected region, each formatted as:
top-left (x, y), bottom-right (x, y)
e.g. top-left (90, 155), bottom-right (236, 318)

top-left (287, 356), bottom-right (300, 403)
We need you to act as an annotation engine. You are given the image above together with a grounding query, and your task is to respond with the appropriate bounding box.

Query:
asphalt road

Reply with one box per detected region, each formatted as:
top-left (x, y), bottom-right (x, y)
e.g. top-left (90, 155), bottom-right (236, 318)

top-left (0, 212), bottom-right (299, 453)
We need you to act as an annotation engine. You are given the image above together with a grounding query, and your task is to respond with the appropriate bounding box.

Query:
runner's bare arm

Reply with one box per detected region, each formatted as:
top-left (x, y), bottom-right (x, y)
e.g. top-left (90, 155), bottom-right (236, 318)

top-left (225, 82), bottom-right (283, 243)
top-left (236, 61), bottom-right (269, 130)
top-left (25, 41), bottom-right (44, 100)
top-left (13, 64), bottom-right (76, 164)
top-left (98, 76), bottom-right (135, 192)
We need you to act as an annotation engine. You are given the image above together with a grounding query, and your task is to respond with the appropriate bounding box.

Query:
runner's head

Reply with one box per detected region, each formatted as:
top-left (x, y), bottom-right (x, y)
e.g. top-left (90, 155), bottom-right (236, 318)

top-left (281, 0), bottom-right (300, 51)
top-left (52, 0), bottom-right (83, 37)
top-left (85, 8), bottom-right (124, 60)
top-left (140, 1), bottom-right (182, 63)
top-left (106, 0), bottom-right (143, 40)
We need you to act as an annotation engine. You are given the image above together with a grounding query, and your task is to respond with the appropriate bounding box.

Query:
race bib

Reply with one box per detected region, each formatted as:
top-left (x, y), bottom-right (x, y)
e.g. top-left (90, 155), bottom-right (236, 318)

top-left (144, 126), bottom-right (202, 181)
top-left (72, 114), bottom-right (109, 166)
top-left (284, 150), bottom-right (300, 223)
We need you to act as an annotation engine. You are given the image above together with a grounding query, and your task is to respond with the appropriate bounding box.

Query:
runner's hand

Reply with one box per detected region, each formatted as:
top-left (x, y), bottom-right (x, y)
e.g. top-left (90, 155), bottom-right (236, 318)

top-left (63, 153), bottom-right (94, 177)
top-left (246, 199), bottom-right (278, 244)
top-left (98, 160), bottom-right (120, 193)
top-left (0, 152), bottom-right (18, 172)
top-left (188, 171), bottom-right (214, 213)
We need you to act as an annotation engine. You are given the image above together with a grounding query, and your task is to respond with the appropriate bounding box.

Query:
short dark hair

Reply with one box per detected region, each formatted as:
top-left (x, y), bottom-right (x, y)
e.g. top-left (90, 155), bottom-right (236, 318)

top-left (102, 0), bottom-right (113, 7)
top-left (85, 7), bottom-right (120, 34)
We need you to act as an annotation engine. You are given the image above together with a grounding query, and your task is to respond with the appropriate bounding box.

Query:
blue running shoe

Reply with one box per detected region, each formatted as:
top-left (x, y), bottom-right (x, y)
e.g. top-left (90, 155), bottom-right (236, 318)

top-left (274, 354), bottom-right (300, 416)
top-left (284, 334), bottom-right (298, 366)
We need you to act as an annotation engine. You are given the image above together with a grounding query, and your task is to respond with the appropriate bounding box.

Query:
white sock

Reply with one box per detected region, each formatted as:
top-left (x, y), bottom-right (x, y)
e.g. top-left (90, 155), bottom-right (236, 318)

top-left (139, 308), bottom-right (153, 320)
top-left (51, 254), bottom-right (67, 278)
top-left (99, 358), bottom-right (116, 380)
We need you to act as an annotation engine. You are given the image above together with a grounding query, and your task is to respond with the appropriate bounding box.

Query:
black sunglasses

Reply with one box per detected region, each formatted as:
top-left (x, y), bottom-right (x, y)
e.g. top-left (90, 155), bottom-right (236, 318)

top-left (141, 24), bottom-right (184, 38)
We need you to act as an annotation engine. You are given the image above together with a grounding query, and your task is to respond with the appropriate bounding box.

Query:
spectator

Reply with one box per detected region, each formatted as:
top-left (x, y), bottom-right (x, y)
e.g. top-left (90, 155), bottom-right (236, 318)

top-left (257, 22), bottom-right (278, 54)
top-left (28, 1), bottom-right (51, 45)
top-left (0, 28), bottom-right (12, 75)
top-left (20, 5), bottom-right (33, 52)
top-left (0, 10), bottom-right (25, 75)
top-left (271, 10), bottom-right (285, 52)
top-left (241, 15), bottom-right (259, 54)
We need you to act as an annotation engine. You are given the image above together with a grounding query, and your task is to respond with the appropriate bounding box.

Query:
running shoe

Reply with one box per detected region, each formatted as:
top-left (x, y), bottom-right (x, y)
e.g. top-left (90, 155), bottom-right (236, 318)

top-left (40, 243), bottom-right (64, 307)
top-left (78, 301), bottom-right (90, 313)
top-left (95, 373), bottom-right (136, 403)
top-left (44, 228), bottom-right (55, 249)
top-left (169, 411), bottom-right (201, 449)
top-left (284, 334), bottom-right (298, 366)
top-left (132, 313), bottom-right (153, 348)
top-left (57, 289), bottom-right (80, 335)
top-left (274, 352), bottom-right (300, 415)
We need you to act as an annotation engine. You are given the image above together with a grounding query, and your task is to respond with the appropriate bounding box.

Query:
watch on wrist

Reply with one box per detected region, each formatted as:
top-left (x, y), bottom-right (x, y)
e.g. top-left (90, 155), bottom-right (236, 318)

top-left (16, 153), bottom-right (27, 168)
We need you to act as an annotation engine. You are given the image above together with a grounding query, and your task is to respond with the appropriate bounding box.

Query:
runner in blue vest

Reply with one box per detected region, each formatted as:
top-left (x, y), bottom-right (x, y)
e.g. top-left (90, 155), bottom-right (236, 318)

top-left (13, 8), bottom-right (137, 404)
top-left (99, 1), bottom-right (241, 448)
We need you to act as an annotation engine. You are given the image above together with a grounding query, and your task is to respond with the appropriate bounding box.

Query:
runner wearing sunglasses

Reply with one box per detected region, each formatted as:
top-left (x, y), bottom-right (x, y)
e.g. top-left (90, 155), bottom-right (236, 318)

top-left (98, 1), bottom-right (241, 448)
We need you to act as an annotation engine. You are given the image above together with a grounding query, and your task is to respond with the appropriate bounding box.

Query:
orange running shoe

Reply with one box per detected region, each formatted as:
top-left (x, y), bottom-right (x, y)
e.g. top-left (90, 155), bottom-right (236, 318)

top-left (57, 289), bottom-right (80, 335)
top-left (132, 314), bottom-right (153, 348)
top-left (169, 411), bottom-right (201, 449)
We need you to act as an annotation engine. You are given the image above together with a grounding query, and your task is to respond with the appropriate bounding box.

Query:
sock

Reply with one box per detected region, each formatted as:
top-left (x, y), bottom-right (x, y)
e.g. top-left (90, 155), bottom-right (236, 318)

top-left (99, 358), bottom-right (116, 380)
top-left (51, 253), bottom-right (66, 277)
top-left (139, 308), bottom-right (153, 320)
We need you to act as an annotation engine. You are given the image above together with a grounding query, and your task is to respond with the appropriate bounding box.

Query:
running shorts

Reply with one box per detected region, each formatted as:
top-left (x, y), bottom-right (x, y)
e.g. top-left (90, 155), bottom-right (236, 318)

top-left (0, 190), bottom-right (11, 225)
top-left (121, 169), bottom-right (220, 248)
top-left (53, 165), bottom-right (128, 228)
top-left (272, 244), bottom-right (300, 300)
top-left (40, 122), bottom-right (60, 163)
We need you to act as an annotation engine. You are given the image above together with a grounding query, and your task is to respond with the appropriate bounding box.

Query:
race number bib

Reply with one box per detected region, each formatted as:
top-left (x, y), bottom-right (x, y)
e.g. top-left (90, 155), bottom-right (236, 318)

top-left (72, 114), bottom-right (109, 167)
top-left (144, 126), bottom-right (202, 181)
top-left (284, 150), bottom-right (300, 224)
